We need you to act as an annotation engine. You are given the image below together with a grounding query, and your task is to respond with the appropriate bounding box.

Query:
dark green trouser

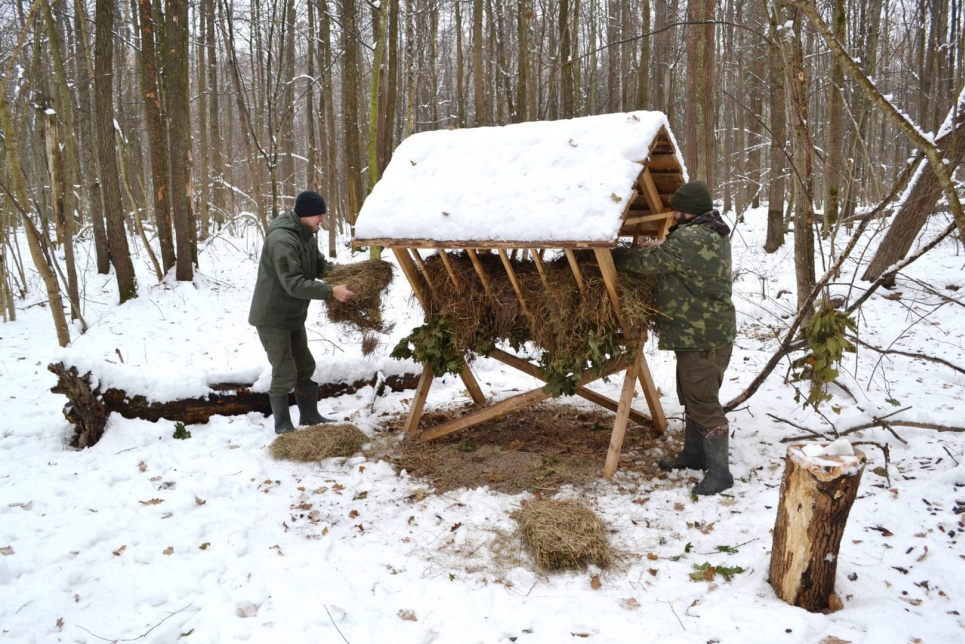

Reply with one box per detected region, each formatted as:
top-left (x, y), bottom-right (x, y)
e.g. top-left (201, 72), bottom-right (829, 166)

top-left (674, 344), bottom-right (732, 429)
top-left (256, 326), bottom-right (316, 397)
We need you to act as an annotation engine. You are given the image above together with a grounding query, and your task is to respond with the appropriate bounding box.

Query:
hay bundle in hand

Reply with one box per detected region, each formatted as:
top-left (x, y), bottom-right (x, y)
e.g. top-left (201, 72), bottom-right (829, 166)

top-left (515, 498), bottom-right (613, 570)
top-left (324, 260), bottom-right (395, 336)
top-left (269, 423), bottom-right (368, 462)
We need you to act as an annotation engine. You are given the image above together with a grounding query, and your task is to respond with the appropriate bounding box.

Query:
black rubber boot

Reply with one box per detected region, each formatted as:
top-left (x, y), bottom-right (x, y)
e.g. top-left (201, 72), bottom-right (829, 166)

top-left (658, 419), bottom-right (707, 471)
top-left (294, 382), bottom-right (333, 426)
top-left (692, 435), bottom-right (734, 495)
top-left (269, 395), bottom-right (297, 434)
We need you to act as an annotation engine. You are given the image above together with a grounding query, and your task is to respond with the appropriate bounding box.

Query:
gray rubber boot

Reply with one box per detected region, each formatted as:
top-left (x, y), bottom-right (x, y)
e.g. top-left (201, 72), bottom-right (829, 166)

top-left (692, 435), bottom-right (734, 495)
top-left (269, 395), bottom-right (297, 434)
top-left (658, 419), bottom-right (707, 471)
top-left (294, 382), bottom-right (333, 426)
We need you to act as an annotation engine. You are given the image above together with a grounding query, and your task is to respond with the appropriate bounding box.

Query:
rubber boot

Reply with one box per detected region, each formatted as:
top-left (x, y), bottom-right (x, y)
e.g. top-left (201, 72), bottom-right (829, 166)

top-left (658, 419), bottom-right (707, 471)
top-left (692, 435), bottom-right (734, 495)
top-left (294, 382), bottom-right (333, 426)
top-left (269, 395), bottom-right (297, 435)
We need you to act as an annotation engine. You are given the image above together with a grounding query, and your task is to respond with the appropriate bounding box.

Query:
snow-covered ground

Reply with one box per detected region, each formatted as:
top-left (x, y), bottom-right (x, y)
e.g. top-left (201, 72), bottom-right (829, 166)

top-left (1, 209), bottom-right (963, 643)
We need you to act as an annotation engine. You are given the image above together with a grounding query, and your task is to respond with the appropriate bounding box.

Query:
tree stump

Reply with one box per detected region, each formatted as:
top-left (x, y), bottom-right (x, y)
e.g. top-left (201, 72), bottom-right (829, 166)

top-left (768, 440), bottom-right (867, 612)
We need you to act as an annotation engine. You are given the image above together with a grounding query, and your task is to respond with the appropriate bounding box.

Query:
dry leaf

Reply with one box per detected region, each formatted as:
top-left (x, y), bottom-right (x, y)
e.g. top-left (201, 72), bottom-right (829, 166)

top-left (1, 546), bottom-right (14, 556)
top-left (590, 574), bottom-right (601, 590)
top-left (621, 598), bottom-right (640, 610)
top-left (139, 498), bottom-right (164, 506)
top-left (900, 597), bottom-right (922, 606)
top-left (398, 609), bottom-right (417, 622)
top-left (112, 545), bottom-right (126, 556)
top-left (646, 552), bottom-right (658, 561)
top-left (162, 546), bottom-right (174, 555)
top-left (648, 568), bottom-right (658, 576)
top-left (296, 503), bottom-right (313, 511)
top-left (55, 617), bottom-right (64, 631)
top-left (827, 594), bottom-right (844, 613)
top-left (195, 497), bottom-right (206, 506)
top-left (674, 502), bottom-right (685, 512)
top-left (819, 637), bottom-right (851, 644)
top-left (349, 509), bottom-right (360, 518)
top-left (138, 462), bottom-right (147, 472)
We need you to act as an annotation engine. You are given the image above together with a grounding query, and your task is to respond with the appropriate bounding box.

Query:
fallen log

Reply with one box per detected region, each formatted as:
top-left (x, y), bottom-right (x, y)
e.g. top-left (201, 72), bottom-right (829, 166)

top-left (48, 362), bottom-right (421, 449)
top-left (768, 440), bottom-right (867, 612)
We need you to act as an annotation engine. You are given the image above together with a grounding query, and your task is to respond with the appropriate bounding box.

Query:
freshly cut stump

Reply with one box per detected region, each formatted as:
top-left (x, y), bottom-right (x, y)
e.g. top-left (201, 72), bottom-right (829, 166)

top-left (768, 441), bottom-right (867, 612)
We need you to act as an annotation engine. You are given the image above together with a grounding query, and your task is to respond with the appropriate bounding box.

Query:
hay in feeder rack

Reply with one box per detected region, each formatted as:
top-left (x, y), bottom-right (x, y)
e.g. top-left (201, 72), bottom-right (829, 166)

top-left (354, 111), bottom-right (687, 476)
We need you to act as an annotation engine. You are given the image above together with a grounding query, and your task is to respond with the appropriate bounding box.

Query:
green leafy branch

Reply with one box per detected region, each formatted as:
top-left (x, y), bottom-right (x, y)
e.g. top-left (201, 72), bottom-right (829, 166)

top-left (790, 301), bottom-right (857, 409)
top-left (391, 316), bottom-right (465, 376)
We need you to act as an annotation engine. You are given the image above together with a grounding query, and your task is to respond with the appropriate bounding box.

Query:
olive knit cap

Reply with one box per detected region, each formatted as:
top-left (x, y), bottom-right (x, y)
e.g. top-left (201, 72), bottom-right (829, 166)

top-left (294, 190), bottom-right (327, 217)
top-left (670, 180), bottom-right (713, 216)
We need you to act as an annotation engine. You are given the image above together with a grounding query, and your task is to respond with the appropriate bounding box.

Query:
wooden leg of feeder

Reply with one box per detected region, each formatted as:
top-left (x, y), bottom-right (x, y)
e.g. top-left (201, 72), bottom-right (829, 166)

top-left (403, 366), bottom-right (435, 435)
top-left (419, 387), bottom-right (550, 441)
top-left (635, 346), bottom-right (666, 434)
top-left (603, 344), bottom-right (645, 477)
top-left (769, 444), bottom-right (867, 612)
top-left (459, 363), bottom-right (486, 405)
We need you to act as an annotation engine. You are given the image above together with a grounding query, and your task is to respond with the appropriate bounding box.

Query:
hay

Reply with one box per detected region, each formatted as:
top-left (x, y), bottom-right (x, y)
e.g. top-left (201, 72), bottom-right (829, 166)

top-left (325, 260), bottom-right (395, 342)
top-left (269, 423), bottom-right (368, 462)
top-left (419, 250), bottom-right (658, 361)
top-left (514, 498), bottom-right (613, 570)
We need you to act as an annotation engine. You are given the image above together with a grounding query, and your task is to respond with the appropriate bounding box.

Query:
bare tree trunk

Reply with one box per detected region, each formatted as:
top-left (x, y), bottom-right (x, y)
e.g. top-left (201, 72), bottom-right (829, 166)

top-left (165, 0), bottom-right (194, 281)
top-left (472, 0), bottom-right (486, 125)
top-left (636, 0), bottom-right (650, 110)
top-left (137, 0), bottom-right (175, 273)
top-left (341, 0), bottom-right (365, 230)
top-left (94, 0), bottom-right (138, 302)
top-left (764, 6), bottom-right (787, 253)
top-left (823, 0), bottom-right (845, 229)
top-left (206, 0), bottom-right (224, 227)
top-left (517, 1), bottom-right (531, 122)
top-left (455, 0), bottom-right (466, 125)
top-left (606, 0), bottom-right (620, 113)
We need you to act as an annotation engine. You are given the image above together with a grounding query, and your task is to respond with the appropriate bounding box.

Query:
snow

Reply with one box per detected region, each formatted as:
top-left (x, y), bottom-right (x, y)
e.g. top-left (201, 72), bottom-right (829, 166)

top-left (2, 171), bottom-right (965, 641)
top-left (355, 111), bottom-right (684, 244)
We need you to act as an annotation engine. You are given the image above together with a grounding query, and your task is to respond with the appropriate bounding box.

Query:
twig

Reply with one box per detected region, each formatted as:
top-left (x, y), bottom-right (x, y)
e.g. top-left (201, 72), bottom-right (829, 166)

top-left (851, 441), bottom-right (892, 487)
top-left (849, 336), bottom-right (965, 376)
top-left (324, 605), bottom-right (351, 644)
top-left (942, 444), bottom-right (960, 466)
top-left (839, 420), bottom-right (965, 435)
top-left (657, 598), bottom-right (686, 632)
top-left (766, 413), bottom-right (825, 439)
top-left (78, 604), bottom-right (192, 641)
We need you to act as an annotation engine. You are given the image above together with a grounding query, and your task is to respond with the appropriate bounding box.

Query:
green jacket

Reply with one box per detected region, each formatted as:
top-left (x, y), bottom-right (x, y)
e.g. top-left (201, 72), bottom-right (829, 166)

top-left (613, 210), bottom-right (736, 351)
top-left (248, 211), bottom-right (332, 330)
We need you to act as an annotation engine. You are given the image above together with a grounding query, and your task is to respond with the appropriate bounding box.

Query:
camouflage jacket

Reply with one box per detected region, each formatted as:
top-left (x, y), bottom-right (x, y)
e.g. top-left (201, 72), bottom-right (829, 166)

top-left (248, 211), bottom-right (332, 330)
top-left (612, 210), bottom-right (736, 351)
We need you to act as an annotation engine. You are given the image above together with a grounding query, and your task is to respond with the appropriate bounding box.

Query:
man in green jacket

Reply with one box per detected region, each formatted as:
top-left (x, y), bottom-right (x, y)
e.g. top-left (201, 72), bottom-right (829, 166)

top-left (249, 191), bottom-right (355, 434)
top-left (613, 180), bottom-right (737, 495)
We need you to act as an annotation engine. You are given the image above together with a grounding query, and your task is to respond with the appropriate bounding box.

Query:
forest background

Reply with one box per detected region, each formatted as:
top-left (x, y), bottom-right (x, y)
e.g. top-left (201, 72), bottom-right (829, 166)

top-left (0, 0), bottom-right (963, 349)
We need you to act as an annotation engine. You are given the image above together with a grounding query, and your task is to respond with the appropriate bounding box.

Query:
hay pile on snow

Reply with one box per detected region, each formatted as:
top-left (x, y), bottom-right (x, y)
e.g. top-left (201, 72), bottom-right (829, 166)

top-left (269, 423), bottom-right (368, 462)
top-left (514, 498), bottom-right (613, 570)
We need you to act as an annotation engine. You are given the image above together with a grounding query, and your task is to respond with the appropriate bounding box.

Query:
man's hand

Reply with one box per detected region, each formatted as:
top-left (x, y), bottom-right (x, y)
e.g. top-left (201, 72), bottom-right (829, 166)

top-left (332, 284), bottom-right (355, 302)
top-left (639, 237), bottom-right (666, 248)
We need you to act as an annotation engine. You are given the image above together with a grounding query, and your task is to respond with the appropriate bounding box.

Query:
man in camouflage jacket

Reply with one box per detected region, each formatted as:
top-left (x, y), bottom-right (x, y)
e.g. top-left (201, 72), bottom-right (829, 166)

top-left (613, 179), bottom-right (736, 495)
top-left (249, 190), bottom-right (354, 434)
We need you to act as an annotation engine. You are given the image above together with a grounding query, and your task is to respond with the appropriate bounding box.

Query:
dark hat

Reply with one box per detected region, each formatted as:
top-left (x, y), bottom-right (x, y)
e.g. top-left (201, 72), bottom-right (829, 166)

top-left (294, 191), bottom-right (327, 217)
top-left (670, 180), bottom-right (713, 216)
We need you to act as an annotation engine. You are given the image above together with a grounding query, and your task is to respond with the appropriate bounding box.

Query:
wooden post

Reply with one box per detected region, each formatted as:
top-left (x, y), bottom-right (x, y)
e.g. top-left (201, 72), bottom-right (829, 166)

top-left (769, 442), bottom-right (867, 612)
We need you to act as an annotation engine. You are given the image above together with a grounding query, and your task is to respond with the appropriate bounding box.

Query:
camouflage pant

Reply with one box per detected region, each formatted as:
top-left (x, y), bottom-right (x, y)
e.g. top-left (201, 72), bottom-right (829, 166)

top-left (256, 326), bottom-right (316, 397)
top-left (674, 344), bottom-right (732, 431)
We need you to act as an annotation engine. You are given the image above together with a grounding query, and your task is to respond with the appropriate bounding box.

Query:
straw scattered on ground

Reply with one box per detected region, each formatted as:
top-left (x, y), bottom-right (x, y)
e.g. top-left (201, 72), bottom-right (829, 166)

top-left (270, 423), bottom-right (368, 462)
top-left (514, 498), bottom-right (614, 570)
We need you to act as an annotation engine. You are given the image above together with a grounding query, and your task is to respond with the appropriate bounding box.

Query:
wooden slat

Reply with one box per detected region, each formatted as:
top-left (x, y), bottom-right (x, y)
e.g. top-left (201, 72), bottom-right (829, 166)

top-left (437, 250), bottom-right (463, 289)
top-left (529, 248), bottom-right (551, 292)
top-left (634, 334), bottom-right (667, 434)
top-left (593, 248), bottom-right (629, 339)
top-left (639, 168), bottom-right (667, 220)
top-left (392, 248), bottom-right (429, 310)
top-left (459, 363), bottom-right (486, 405)
top-left (403, 365), bottom-right (435, 435)
top-left (353, 238), bottom-right (617, 250)
top-left (409, 249), bottom-right (437, 298)
top-left (487, 348), bottom-right (656, 427)
top-left (563, 248), bottom-right (585, 294)
top-left (603, 342), bottom-right (646, 477)
top-left (466, 248), bottom-right (491, 292)
top-left (623, 212), bottom-right (674, 227)
top-left (498, 248), bottom-right (533, 321)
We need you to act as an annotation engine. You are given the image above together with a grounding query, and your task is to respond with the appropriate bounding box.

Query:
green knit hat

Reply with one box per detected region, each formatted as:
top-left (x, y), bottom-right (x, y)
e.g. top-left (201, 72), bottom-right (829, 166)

top-left (670, 180), bottom-right (713, 215)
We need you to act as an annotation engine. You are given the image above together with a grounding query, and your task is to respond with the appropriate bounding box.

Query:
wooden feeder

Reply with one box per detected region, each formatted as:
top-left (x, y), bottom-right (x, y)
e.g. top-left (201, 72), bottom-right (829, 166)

top-left (353, 111), bottom-right (686, 476)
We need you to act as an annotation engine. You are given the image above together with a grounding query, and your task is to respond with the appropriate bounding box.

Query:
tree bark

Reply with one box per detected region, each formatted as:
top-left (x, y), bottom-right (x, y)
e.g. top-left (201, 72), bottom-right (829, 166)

top-left (165, 0), bottom-right (195, 281)
top-left (341, 0), bottom-right (365, 230)
top-left (472, 0), bottom-right (486, 125)
top-left (764, 10), bottom-right (787, 253)
top-left (94, 0), bottom-right (138, 302)
top-left (769, 443), bottom-right (867, 612)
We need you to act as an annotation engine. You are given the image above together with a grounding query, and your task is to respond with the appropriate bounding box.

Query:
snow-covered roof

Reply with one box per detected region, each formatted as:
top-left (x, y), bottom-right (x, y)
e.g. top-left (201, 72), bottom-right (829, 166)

top-left (354, 111), bottom-right (686, 247)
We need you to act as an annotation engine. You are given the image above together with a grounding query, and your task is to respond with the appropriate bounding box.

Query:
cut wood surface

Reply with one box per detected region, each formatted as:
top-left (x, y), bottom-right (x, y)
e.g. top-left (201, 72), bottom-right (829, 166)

top-left (769, 443), bottom-right (867, 612)
top-left (48, 362), bottom-right (420, 449)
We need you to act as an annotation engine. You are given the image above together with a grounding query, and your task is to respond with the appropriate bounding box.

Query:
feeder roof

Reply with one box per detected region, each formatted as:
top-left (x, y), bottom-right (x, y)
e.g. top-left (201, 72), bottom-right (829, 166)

top-left (353, 111), bottom-right (687, 248)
